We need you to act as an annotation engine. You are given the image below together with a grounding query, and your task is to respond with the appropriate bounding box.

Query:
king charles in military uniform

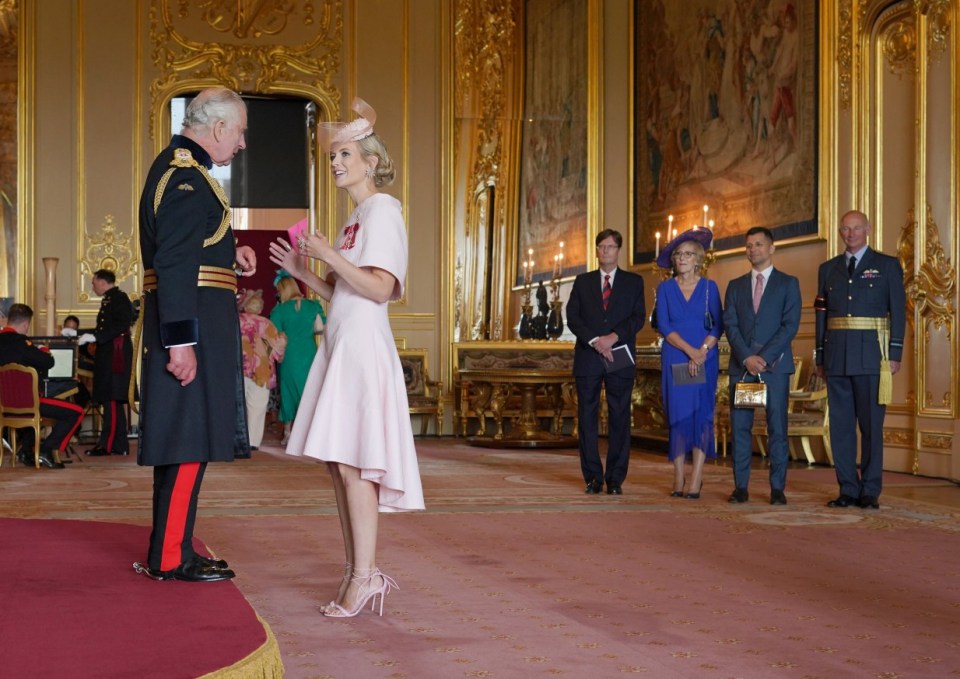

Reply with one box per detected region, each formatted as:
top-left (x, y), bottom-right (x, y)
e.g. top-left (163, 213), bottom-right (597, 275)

top-left (132, 87), bottom-right (256, 583)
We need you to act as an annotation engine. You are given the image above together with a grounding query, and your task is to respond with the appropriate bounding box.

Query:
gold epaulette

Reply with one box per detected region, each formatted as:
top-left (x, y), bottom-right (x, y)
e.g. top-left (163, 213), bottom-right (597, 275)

top-left (152, 147), bottom-right (233, 249)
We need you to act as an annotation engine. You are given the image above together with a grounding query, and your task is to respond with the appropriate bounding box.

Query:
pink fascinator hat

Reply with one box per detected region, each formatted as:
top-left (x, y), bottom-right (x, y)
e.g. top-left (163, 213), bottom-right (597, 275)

top-left (318, 97), bottom-right (377, 152)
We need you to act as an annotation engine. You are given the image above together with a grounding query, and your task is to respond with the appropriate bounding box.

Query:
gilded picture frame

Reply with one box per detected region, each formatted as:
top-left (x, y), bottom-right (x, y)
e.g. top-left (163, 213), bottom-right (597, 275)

top-left (632, 0), bottom-right (820, 264)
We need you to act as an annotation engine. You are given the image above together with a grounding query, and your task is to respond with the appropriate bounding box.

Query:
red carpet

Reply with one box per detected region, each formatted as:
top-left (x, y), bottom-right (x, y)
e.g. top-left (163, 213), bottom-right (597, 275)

top-left (0, 518), bottom-right (283, 679)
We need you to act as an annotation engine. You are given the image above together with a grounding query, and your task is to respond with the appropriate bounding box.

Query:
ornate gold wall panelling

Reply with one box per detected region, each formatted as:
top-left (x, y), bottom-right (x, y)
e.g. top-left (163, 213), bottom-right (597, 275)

top-left (846, 0), bottom-right (960, 480)
top-left (148, 0), bottom-right (343, 139)
top-left (78, 215), bottom-right (139, 302)
top-left (452, 0), bottom-right (601, 343)
top-left (453, 0), bottom-right (519, 341)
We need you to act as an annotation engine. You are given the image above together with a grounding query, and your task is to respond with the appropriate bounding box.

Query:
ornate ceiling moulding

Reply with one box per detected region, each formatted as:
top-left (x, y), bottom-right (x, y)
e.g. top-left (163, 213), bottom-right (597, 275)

top-left (149, 0), bottom-right (342, 137)
top-left (898, 204), bottom-right (956, 340)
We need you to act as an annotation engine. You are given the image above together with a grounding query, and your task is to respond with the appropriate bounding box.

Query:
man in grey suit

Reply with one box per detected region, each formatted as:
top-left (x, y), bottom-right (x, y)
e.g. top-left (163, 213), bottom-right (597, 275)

top-left (816, 210), bottom-right (905, 509)
top-left (723, 226), bottom-right (801, 505)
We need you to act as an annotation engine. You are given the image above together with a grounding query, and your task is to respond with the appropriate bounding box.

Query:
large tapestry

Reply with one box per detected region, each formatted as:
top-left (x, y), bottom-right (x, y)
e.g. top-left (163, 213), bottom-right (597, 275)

top-left (516, 0), bottom-right (588, 286)
top-left (633, 0), bottom-right (818, 263)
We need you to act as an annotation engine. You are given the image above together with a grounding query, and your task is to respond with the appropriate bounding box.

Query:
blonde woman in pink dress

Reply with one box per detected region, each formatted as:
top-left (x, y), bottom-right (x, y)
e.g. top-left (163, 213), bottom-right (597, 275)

top-left (268, 98), bottom-right (424, 618)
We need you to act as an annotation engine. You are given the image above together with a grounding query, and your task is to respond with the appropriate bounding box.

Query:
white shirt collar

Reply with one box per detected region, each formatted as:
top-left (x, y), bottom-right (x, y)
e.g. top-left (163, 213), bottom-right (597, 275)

top-left (751, 264), bottom-right (774, 285)
top-left (600, 267), bottom-right (617, 287)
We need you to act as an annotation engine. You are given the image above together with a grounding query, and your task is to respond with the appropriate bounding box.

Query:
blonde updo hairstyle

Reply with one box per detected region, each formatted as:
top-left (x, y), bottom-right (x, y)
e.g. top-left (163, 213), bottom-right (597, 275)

top-left (356, 133), bottom-right (396, 187)
top-left (276, 276), bottom-right (303, 303)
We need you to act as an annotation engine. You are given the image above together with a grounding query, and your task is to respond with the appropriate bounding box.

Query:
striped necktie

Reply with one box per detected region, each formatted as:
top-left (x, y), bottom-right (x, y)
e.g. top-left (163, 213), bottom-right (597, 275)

top-left (602, 274), bottom-right (611, 310)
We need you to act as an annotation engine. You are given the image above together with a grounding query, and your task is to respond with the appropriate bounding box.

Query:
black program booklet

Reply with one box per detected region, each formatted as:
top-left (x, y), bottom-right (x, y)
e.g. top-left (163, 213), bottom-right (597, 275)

top-left (604, 344), bottom-right (636, 372)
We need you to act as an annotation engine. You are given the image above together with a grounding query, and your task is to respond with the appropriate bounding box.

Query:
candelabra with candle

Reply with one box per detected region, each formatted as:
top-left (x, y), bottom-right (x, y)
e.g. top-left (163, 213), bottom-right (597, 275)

top-left (546, 241), bottom-right (565, 339)
top-left (518, 249), bottom-right (535, 339)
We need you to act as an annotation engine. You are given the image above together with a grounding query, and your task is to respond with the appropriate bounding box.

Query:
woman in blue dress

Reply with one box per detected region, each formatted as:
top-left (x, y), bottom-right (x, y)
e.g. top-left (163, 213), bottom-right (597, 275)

top-left (655, 229), bottom-right (722, 499)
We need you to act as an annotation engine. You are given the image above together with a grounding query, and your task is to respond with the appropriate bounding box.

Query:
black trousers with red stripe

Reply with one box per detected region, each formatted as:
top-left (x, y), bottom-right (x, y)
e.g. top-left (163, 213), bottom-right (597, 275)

top-left (18, 397), bottom-right (85, 454)
top-left (97, 400), bottom-right (129, 454)
top-left (148, 462), bottom-right (207, 571)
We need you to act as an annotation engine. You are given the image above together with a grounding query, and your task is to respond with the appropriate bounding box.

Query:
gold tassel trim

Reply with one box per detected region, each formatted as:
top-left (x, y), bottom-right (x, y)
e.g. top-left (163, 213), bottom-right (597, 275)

top-left (198, 612), bottom-right (285, 679)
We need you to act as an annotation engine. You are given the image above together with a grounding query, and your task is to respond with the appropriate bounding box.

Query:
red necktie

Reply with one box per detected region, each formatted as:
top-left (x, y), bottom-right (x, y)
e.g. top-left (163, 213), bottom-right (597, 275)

top-left (753, 272), bottom-right (764, 314)
top-left (602, 274), bottom-right (611, 310)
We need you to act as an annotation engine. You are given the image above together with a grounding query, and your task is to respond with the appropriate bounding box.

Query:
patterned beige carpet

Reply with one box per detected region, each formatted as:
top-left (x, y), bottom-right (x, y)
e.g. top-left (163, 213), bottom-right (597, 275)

top-left (1, 439), bottom-right (958, 678)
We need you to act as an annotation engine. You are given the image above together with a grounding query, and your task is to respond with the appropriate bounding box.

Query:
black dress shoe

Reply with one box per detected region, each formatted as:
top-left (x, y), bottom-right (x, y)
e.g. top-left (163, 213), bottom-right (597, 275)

top-left (111, 450), bottom-right (129, 456)
top-left (728, 488), bottom-right (749, 503)
top-left (826, 495), bottom-right (857, 508)
top-left (37, 451), bottom-right (65, 469)
top-left (770, 489), bottom-right (787, 505)
top-left (133, 556), bottom-right (235, 582)
top-left (584, 479), bottom-right (603, 494)
top-left (606, 484), bottom-right (622, 495)
top-left (669, 490), bottom-right (684, 497)
top-left (86, 447), bottom-right (110, 457)
top-left (194, 554), bottom-right (230, 570)
top-left (858, 495), bottom-right (880, 509)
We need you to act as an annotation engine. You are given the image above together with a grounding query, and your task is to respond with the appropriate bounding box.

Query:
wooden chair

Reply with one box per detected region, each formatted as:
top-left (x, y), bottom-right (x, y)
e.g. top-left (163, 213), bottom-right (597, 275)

top-left (398, 349), bottom-right (443, 436)
top-left (0, 365), bottom-right (43, 469)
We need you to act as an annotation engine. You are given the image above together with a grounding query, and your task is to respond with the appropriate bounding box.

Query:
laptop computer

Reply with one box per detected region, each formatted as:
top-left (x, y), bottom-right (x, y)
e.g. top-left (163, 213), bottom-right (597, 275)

top-left (31, 336), bottom-right (78, 396)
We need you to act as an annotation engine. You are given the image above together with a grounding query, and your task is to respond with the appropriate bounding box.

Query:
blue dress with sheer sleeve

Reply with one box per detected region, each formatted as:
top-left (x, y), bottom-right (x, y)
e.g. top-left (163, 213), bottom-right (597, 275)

top-left (656, 277), bottom-right (723, 461)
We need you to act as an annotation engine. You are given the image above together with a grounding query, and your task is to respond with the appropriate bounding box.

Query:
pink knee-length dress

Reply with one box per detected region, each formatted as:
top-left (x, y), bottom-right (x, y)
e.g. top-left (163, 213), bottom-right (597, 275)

top-left (285, 192), bottom-right (425, 512)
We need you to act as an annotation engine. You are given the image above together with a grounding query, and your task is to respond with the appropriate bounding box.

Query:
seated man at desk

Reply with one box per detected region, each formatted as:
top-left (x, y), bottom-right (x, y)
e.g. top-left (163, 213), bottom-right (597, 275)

top-left (0, 304), bottom-right (84, 469)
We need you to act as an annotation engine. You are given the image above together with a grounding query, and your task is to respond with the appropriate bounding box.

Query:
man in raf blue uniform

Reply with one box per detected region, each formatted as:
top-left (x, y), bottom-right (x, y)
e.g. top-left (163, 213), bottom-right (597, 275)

top-left (723, 226), bottom-right (801, 505)
top-left (815, 210), bottom-right (906, 509)
top-left (132, 87), bottom-right (256, 582)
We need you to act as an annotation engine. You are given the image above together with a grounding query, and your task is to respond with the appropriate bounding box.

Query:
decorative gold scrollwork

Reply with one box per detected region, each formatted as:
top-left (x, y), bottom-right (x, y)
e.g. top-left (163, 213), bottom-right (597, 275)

top-left (898, 205), bottom-right (956, 340)
top-left (838, 0), bottom-right (853, 109)
top-left (149, 0), bottom-right (342, 139)
top-left (189, 0), bottom-right (315, 38)
top-left (881, 16), bottom-right (917, 77)
top-left (79, 215), bottom-right (140, 302)
top-left (915, 0), bottom-right (951, 58)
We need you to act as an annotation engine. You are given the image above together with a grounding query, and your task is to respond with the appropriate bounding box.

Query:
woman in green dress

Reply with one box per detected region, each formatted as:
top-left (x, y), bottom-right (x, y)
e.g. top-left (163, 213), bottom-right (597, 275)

top-left (270, 273), bottom-right (326, 444)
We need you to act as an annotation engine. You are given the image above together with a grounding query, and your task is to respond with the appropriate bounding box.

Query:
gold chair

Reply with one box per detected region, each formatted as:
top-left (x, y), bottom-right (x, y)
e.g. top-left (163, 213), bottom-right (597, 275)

top-left (782, 371), bottom-right (832, 466)
top-left (398, 349), bottom-right (443, 436)
top-left (0, 364), bottom-right (43, 469)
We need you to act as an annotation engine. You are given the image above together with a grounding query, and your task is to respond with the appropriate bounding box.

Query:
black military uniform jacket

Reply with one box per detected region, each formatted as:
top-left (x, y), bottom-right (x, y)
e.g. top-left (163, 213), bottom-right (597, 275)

top-left (0, 328), bottom-right (55, 376)
top-left (92, 286), bottom-right (135, 403)
top-left (137, 135), bottom-right (249, 466)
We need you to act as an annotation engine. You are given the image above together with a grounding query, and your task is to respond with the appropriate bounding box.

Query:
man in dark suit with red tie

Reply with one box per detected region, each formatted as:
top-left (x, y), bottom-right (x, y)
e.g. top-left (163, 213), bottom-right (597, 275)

top-left (566, 229), bottom-right (646, 495)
